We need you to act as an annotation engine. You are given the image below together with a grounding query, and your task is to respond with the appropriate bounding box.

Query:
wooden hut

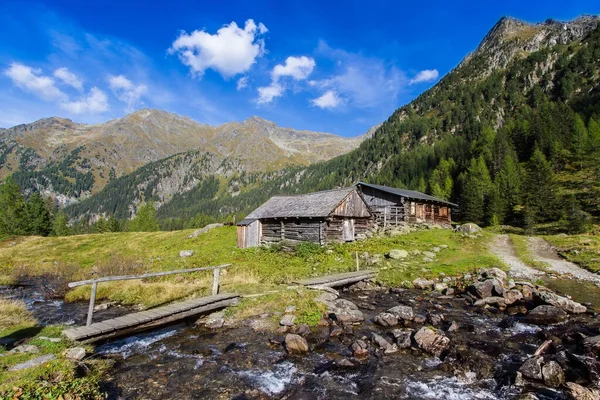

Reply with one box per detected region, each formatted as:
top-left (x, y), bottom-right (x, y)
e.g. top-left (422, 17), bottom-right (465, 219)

top-left (356, 182), bottom-right (457, 227)
top-left (237, 187), bottom-right (372, 248)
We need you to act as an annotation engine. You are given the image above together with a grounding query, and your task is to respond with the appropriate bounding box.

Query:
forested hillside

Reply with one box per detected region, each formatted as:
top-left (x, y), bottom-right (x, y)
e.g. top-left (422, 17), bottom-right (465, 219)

top-left (10, 16), bottom-right (600, 234)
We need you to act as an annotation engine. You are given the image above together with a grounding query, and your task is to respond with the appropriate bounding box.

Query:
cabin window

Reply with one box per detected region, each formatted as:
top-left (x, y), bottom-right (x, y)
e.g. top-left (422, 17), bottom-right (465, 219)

top-left (410, 202), bottom-right (416, 215)
top-left (439, 207), bottom-right (448, 217)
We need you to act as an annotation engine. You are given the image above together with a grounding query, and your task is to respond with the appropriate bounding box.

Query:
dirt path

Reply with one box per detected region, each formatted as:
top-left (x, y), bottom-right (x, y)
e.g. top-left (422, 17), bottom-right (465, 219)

top-left (528, 237), bottom-right (600, 283)
top-left (489, 235), bottom-right (545, 280)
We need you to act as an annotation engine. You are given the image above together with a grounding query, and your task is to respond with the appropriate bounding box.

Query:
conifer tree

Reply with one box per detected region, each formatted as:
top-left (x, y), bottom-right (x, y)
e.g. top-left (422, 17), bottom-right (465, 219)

top-left (524, 148), bottom-right (556, 224)
top-left (0, 176), bottom-right (27, 235)
top-left (25, 192), bottom-right (52, 236)
top-left (496, 154), bottom-right (522, 222)
top-left (459, 157), bottom-right (492, 225)
top-left (572, 114), bottom-right (588, 169)
top-left (429, 158), bottom-right (455, 200)
top-left (129, 201), bottom-right (160, 232)
top-left (107, 215), bottom-right (122, 232)
top-left (52, 211), bottom-right (70, 236)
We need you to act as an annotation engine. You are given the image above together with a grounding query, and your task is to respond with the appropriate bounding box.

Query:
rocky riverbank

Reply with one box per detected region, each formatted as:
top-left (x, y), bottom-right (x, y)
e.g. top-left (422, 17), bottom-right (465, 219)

top-left (96, 268), bottom-right (600, 399)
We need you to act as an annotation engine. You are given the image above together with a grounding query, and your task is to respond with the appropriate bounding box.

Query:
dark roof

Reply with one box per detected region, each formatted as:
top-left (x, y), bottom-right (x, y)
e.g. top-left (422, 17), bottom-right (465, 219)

top-left (357, 182), bottom-right (459, 207)
top-left (237, 218), bottom-right (257, 226)
top-left (245, 187), bottom-right (359, 219)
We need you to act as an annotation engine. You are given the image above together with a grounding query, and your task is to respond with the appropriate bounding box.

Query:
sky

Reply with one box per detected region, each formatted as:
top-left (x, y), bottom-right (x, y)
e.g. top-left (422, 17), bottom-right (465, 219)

top-left (1, 1), bottom-right (599, 136)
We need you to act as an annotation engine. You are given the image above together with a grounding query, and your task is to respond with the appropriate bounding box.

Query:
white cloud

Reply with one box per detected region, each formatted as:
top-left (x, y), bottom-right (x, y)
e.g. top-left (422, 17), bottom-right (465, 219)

top-left (272, 56), bottom-right (315, 81)
top-left (4, 63), bottom-right (67, 101)
top-left (169, 19), bottom-right (268, 78)
top-left (236, 76), bottom-right (248, 91)
top-left (257, 83), bottom-right (283, 104)
top-left (53, 67), bottom-right (83, 91)
top-left (314, 41), bottom-right (405, 109)
top-left (410, 69), bottom-right (439, 84)
top-left (61, 87), bottom-right (109, 114)
top-left (108, 75), bottom-right (147, 111)
top-left (311, 90), bottom-right (342, 109)
top-left (256, 56), bottom-right (316, 104)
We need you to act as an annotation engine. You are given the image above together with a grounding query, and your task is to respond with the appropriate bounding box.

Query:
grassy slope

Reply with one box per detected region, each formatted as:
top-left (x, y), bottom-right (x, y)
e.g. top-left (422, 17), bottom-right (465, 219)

top-left (0, 226), bottom-right (499, 305)
top-left (544, 229), bottom-right (600, 273)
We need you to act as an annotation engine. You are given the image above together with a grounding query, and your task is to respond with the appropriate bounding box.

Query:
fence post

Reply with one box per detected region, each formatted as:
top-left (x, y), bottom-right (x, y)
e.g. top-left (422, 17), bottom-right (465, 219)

top-left (355, 251), bottom-right (359, 272)
top-left (212, 267), bottom-right (220, 295)
top-left (86, 282), bottom-right (97, 326)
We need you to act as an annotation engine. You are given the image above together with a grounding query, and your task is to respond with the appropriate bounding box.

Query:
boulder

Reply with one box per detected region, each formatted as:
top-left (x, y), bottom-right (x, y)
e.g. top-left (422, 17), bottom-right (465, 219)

top-left (474, 297), bottom-right (507, 307)
top-left (280, 314), bottom-right (296, 327)
top-left (542, 361), bottom-right (565, 388)
top-left (525, 305), bottom-right (568, 325)
top-left (412, 278), bottom-right (435, 290)
top-left (427, 313), bottom-right (445, 326)
top-left (479, 267), bottom-right (508, 283)
top-left (179, 250), bottom-right (195, 258)
top-left (387, 249), bottom-right (409, 260)
top-left (296, 324), bottom-right (311, 337)
top-left (387, 305), bottom-right (414, 321)
top-left (9, 354), bottom-right (56, 371)
top-left (335, 309), bottom-right (364, 323)
top-left (64, 347), bottom-right (86, 361)
top-left (329, 323), bottom-right (344, 337)
top-left (535, 290), bottom-right (587, 314)
top-left (203, 311), bottom-right (225, 329)
top-left (9, 344), bottom-right (39, 354)
top-left (503, 289), bottom-right (524, 305)
top-left (470, 280), bottom-right (494, 298)
top-left (186, 223), bottom-right (224, 239)
top-left (447, 321), bottom-right (460, 332)
top-left (373, 312), bottom-right (399, 327)
top-left (583, 336), bottom-right (600, 357)
top-left (285, 306), bottom-right (297, 314)
top-left (564, 382), bottom-right (600, 400)
top-left (285, 334), bottom-right (309, 354)
top-left (371, 333), bottom-right (398, 354)
top-left (434, 283), bottom-right (448, 292)
top-left (423, 251), bottom-right (436, 259)
top-left (351, 339), bottom-right (369, 359)
top-left (519, 356), bottom-right (544, 380)
top-left (391, 329), bottom-right (413, 349)
top-left (414, 327), bottom-right (450, 357)
top-left (457, 223), bottom-right (482, 234)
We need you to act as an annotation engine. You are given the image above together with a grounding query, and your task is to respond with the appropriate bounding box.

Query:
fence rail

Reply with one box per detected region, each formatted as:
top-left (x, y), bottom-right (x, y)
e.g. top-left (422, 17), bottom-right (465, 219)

top-left (68, 264), bottom-right (231, 326)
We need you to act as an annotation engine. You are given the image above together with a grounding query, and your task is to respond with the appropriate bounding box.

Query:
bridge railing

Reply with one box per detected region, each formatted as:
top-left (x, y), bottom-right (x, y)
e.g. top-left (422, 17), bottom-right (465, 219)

top-left (67, 264), bottom-right (231, 326)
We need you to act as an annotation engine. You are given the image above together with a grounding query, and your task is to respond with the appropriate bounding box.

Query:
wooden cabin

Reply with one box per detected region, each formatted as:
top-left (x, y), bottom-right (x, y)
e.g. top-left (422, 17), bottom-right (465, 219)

top-left (237, 187), bottom-right (372, 248)
top-left (356, 182), bottom-right (457, 227)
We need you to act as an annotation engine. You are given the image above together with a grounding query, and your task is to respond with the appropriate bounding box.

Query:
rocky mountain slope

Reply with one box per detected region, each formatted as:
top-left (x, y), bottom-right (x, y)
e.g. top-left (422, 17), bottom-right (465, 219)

top-left (0, 109), bottom-right (363, 205)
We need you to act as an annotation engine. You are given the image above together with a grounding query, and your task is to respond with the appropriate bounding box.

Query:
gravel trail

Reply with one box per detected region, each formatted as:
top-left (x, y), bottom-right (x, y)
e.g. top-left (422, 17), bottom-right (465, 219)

top-left (489, 234), bottom-right (545, 280)
top-left (528, 237), bottom-right (600, 283)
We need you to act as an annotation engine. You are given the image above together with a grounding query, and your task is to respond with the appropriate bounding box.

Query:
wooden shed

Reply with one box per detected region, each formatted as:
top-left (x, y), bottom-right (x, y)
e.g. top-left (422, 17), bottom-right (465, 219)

top-left (356, 182), bottom-right (457, 227)
top-left (237, 187), bottom-right (372, 248)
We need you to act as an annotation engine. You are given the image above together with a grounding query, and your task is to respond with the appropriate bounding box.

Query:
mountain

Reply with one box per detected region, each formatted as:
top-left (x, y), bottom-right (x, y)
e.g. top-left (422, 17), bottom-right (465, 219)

top-left (0, 109), bottom-right (363, 205)
top-left (42, 15), bottom-right (600, 228)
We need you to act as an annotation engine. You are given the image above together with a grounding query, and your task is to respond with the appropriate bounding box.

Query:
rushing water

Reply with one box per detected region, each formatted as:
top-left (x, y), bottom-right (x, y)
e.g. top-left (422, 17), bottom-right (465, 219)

top-left (3, 280), bottom-right (600, 399)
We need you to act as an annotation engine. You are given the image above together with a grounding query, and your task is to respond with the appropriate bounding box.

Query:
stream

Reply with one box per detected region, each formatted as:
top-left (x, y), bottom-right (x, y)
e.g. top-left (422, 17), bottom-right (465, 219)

top-left (2, 279), bottom-right (600, 399)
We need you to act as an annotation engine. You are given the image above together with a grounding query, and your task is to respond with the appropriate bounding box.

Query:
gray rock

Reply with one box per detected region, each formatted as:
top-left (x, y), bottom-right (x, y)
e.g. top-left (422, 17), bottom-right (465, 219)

top-left (284, 305), bottom-right (297, 314)
top-left (391, 328), bottom-right (414, 349)
top-left (503, 289), bottom-right (524, 305)
top-left (387, 305), bottom-right (414, 321)
top-left (414, 327), bottom-right (450, 357)
top-left (179, 250), bottom-right (195, 258)
top-left (351, 339), bottom-right (369, 358)
top-left (447, 321), bottom-right (460, 332)
top-left (334, 299), bottom-right (359, 310)
top-left (9, 344), bottom-right (39, 354)
top-left (371, 333), bottom-right (398, 354)
top-left (64, 347), bottom-right (86, 361)
top-left (296, 324), bottom-right (311, 337)
top-left (542, 361), bottom-right (565, 388)
top-left (38, 336), bottom-right (62, 343)
top-left (186, 223), bottom-right (224, 239)
top-left (9, 354), bottom-right (56, 371)
top-left (457, 223), bottom-right (482, 234)
top-left (427, 313), bottom-right (445, 326)
top-left (535, 290), bottom-right (587, 314)
top-left (519, 356), bottom-right (544, 380)
top-left (423, 257), bottom-right (434, 262)
top-left (474, 296), bottom-right (507, 307)
top-left (564, 382), bottom-right (600, 400)
top-left (335, 309), bottom-right (364, 323)
top-left (470, 280), bottom-right (495, 298)
top-left (280, 314), bottom-right (296, 326)
top-left (285, 334), bottom-right (309, 354)
top-left (479, 267), bottom-right (508, 283)
top-left (203, 311), bottom-right (225, 329)
top-left (412, 278), bottom-right (435, 290)
top-left (431, 247), bottom-right (441, 253)
top-left (434, 283), bottom-right (448, 292)
top-left (387, 249), bottom-right (409, 260)
top-left (373, 312), bottom-right (399, 327)
top-left (525, 305), bottom-right (568, 325)
top-left (423, 251), bottom-right (436, 258)
top-left (583, 335), bottom-right (600, 357)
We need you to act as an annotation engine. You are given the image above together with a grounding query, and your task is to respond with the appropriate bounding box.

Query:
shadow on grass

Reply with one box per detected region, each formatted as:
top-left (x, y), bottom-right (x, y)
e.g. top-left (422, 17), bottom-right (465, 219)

top-left (0, 326), bottom-right (43, 350)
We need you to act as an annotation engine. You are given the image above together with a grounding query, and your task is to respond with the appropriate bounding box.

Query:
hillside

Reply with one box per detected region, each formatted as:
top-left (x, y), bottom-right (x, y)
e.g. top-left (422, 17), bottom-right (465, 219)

top-left (30, 15), bottom-right (600, 228)
top-left (0, 110), bottom-right (363, 206)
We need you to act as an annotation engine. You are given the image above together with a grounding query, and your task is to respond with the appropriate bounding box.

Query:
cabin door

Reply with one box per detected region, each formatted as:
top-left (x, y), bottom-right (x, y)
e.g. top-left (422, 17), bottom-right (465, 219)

top-left (342, 218), bottom-right (355, 242)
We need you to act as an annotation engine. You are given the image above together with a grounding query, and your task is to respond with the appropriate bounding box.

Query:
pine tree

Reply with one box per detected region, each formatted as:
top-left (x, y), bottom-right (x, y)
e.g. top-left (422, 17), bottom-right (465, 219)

top-left (459, 157), bottom-right (492, 225)
top-left (524, 148), bottom-right (557, 224)
top-left (52, 211), bottom-right (70, 236)
top-left (95, 216), bottom-right (108, 233)
top-left (429, 158), bottom-right (455, 200)
top-left (496, 154), bottom-right (522, 223)
top-left (25, 192), bottom-right (52, 236)
top-left (107, 215), bottom-right (122, 232)
top-left (129, 202), bottom-right (160, 232)
top-left (572, 114), bottom-right (588, 169)
top-left (0, 176), bottom-right (27, 235)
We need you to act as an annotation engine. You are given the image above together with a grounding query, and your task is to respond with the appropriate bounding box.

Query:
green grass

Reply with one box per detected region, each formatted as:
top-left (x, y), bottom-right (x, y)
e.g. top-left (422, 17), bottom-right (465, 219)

top-left (0, 326), bottom-right (106, 399)
top-left (508, 234), bottom-right (551, 271)
top-left (0, 226), bottom-right (500, 307)
top-left (543, 228), bottom-right (600, 273)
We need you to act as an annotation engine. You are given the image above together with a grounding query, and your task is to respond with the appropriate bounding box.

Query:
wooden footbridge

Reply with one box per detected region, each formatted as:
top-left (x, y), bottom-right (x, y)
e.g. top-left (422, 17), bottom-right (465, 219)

top-left (62, 265), bottom-right (238, 343)
top-left (294, 270), bottom-right (376, 288)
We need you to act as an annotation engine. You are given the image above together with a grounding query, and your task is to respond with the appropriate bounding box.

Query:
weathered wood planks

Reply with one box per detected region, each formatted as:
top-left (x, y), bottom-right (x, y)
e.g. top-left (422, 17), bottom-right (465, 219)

top-left (62, 293), bottom-right (239, 343)
top-left (294, 270), bottom-right (376, 288)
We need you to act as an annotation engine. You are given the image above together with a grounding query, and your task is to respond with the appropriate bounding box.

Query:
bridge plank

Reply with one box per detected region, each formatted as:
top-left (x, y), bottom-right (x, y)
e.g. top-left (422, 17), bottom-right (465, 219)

top-left (63, 293), bottom-right (239, 342)
top-left (295, 270), bottom-right (376, 287)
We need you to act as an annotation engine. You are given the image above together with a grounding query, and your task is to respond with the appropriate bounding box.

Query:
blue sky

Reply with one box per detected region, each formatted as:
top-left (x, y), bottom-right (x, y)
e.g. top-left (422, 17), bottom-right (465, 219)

top-left (1, 1), bottom-right (598, 136)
